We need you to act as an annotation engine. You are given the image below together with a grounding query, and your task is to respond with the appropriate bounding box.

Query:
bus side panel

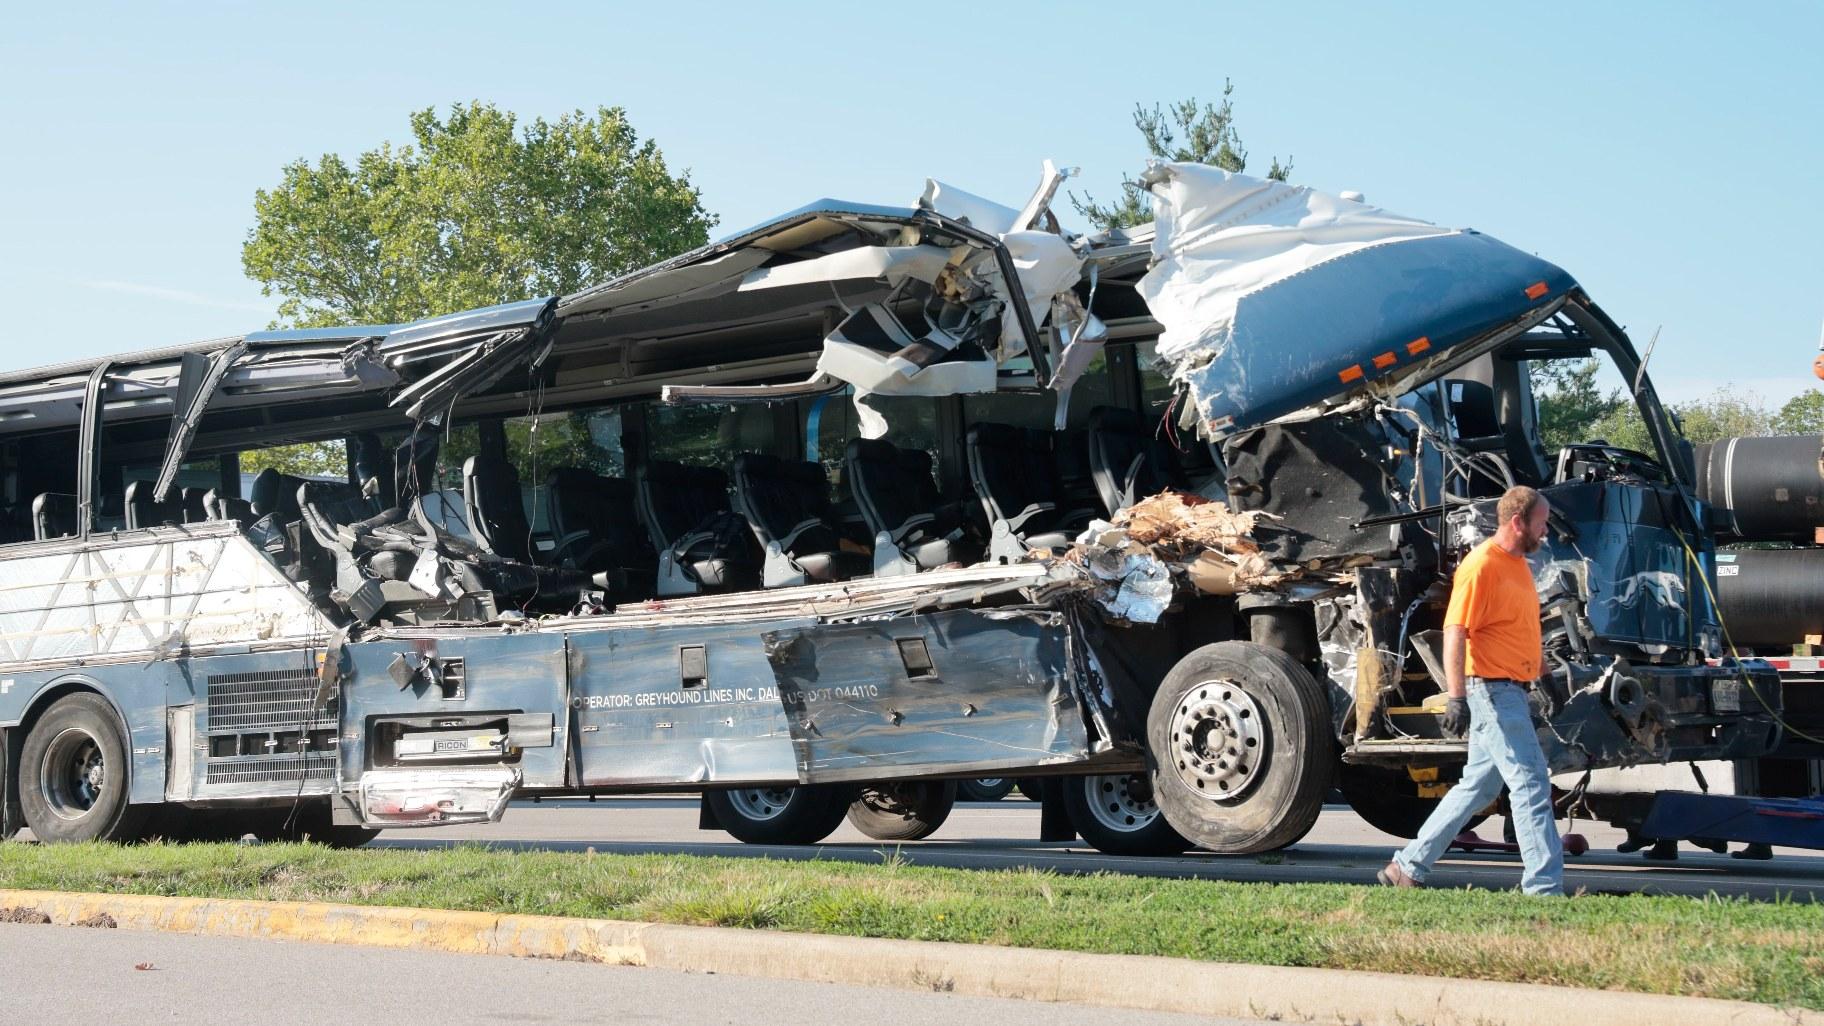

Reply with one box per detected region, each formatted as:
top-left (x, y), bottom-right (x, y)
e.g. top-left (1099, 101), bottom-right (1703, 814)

top-left (762, 608), bottom-right (1100, 784)
top-left (338, 632), bottom-right (570, 789)
top-left (567, 620), bottom-right (810, 788)
top-left (0, 662), bottom-right (176, 806)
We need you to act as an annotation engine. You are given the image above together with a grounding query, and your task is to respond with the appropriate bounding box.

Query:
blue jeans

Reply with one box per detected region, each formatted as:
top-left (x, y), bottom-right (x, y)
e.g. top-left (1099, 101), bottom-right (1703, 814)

top-left (1393, 680), bottom-right (1565, 895)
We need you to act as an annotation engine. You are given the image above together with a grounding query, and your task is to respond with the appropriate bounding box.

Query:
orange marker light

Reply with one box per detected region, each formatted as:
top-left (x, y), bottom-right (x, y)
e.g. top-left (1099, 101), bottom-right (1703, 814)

top-left (1372, 351), bottom-right (1397, 370)
top-left (1407, 337), bottom-right (1431, 355)
top-left (1338, 364), bottom-right (1364, 383)
top-left (1525, 281), bottom-right (1549, 300)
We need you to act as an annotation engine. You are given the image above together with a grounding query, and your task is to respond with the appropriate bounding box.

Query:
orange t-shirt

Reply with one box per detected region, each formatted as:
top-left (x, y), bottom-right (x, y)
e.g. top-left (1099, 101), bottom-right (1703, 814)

top-left (1445, 539), bottom-right (1541, 682)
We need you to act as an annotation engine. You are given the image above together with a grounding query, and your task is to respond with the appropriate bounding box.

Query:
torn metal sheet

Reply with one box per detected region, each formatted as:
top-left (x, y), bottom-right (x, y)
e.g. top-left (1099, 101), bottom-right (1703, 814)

top-left (358, 765), bottom-right (520, 827)
top-left (761, 608), bottom-right (1099, 783)
top-left (1135, 162), bottom-right (1577, 437)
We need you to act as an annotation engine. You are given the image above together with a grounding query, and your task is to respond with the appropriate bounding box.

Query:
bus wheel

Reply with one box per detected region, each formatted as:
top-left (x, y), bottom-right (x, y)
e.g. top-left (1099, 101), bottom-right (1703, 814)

top-left (18, 694), bottom-right (150, 844)
top-left (707, 785), bottom-right (851, 845)
top-left (1147, 641), bottom-right (1331, 855)
top-left (1062, 773), bottom-right (1190, 856)
top-left (957, 778), bottom-right (1015, 802)
top-left (846, 780), bottom-right (956, 841)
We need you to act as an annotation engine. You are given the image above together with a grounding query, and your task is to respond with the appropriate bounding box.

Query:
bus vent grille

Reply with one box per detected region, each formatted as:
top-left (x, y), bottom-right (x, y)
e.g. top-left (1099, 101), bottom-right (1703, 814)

top-left (206, 669), bottom-right (321, 733)
top-left (205, 753), bottom-right (336, 785)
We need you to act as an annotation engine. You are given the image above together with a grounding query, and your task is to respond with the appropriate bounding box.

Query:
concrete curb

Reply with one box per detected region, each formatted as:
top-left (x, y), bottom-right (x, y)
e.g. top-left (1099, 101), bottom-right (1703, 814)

top-left (0, 888), bottom-right (1804, 1026)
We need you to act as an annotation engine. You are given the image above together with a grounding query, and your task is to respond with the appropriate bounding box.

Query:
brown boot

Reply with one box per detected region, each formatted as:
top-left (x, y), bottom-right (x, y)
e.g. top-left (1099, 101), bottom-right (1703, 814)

top-left (1377, 860), bottom-right (1422, 888)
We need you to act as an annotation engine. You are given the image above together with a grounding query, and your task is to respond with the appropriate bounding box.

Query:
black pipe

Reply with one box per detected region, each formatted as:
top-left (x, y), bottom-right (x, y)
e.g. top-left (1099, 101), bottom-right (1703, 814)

top-left (1715, 548), bottom-right (1824, 648)
top-left (1694, 435), bottom-right (1824, 542)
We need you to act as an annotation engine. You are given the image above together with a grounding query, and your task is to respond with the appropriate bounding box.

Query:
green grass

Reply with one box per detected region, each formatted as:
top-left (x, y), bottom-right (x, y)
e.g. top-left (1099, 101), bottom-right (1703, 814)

top-left (2, 842), bottom-right (1821, 1009)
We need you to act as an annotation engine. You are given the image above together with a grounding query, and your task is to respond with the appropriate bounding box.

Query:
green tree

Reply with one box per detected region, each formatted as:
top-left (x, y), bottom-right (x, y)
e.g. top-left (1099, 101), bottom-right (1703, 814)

top-left (1772, 389), bottom-right (1824, 435)
top-left (1586, 386), bottom-right (1772, 454)
top-left (1530, 359), bottom-right (1623, 452)
top-left (240, 439), bottom-right (347, 478)
top-left (243, 102), bottom-right (717, 328)
top-left (1072, 81), bottom-right (1292, 231)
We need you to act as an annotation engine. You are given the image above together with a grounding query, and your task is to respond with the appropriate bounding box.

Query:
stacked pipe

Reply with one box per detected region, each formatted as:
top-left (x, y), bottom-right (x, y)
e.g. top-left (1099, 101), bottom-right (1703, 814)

top-left (1695, 435), bottom-right (1824, 648)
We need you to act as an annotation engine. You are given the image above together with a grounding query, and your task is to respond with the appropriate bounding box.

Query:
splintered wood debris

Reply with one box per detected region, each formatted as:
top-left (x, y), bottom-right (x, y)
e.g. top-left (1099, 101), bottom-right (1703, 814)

top-left (1070, 490), bottom-right (1291, 601)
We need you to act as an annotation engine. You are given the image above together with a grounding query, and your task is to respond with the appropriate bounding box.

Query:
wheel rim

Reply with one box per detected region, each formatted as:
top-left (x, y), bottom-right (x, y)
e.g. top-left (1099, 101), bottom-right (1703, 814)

top-left (726, 787), bottom-right (795, 821)
top-left (973, 778), bottom-right (1005, 788)
top-left (1081, 773), bottom-right (1161, 833)
top-left (1168, 678), bottom-right (1266, 801)
top-left (40, 727), bottom-right (108, 820)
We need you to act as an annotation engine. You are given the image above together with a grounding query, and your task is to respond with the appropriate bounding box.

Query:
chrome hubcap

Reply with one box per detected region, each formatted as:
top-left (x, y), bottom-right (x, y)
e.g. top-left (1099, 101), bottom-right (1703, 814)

top-left (726, 787), bottom-right (795, 821)
top-left (1082, 773), bottom-right (1160, 832)
top-left (1169, 679), bottom-right (1266, 800)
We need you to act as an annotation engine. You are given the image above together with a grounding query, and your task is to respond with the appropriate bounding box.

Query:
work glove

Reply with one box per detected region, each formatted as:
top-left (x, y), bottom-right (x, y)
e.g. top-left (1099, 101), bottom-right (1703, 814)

top-left (1442, 696), bottom-right (1471, 738)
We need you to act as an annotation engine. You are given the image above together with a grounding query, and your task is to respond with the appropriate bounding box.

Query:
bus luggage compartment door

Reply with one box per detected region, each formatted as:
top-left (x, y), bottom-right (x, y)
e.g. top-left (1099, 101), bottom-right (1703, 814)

top-left (566, 620), bottom-right (810, 788)
top-left (761, 608), bottom-right (1100, 784)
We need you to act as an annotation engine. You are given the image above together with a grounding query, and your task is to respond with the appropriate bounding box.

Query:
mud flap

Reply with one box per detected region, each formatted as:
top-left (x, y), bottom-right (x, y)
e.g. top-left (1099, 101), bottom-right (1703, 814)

top-left (761, 607), bottom-right (1104, 784)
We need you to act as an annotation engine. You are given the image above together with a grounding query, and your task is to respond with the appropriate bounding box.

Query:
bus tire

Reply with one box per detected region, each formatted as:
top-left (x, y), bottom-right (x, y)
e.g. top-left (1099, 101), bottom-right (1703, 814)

top-left (17, 693), bottom-right (150, 844)
top-left (707, 785), bottom-right (852, 845)
top-left (956, 778), bottom-right (1015, 802)
top-left (1147, 641), bottom-right (1332, 855)
top-left (846, 780), bottom-right (956, 841)
top-left (1062, 772), bottom-right (1190, 856)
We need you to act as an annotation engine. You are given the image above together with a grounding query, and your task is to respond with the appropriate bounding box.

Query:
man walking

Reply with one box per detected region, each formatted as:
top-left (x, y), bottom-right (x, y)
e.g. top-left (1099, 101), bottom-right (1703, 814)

top-left (1379, 485), bottom-right (1565, 896)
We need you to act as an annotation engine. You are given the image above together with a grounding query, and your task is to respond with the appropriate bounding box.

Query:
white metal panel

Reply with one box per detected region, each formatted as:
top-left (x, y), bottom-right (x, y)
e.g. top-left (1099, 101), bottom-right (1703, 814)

top-left (0, 526), bottom-right (331, 668)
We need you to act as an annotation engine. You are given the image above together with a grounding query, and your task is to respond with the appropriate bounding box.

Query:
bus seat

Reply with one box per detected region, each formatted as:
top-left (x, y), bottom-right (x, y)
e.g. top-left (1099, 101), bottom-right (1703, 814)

top-left (31, 492), bottom-right (78, 541)
top-left (965, 422), bottom-right (1097, 562)
top-left (1087, 406), bottom-right (1186, 516)
top-left (732, 453), bottom-right (870, 588)
top-left (633, 460), bottom-right (759, 597)
top-left (249, 468), bottom-right (306, 522)
top-left (845, 438), bottom-right (980, 575)
top-left (124, 479), bottom-right (186, 530)
top-left (545, 466), bottom-right (657, 597)
top-left (462, 454), bottom-right (535, 564)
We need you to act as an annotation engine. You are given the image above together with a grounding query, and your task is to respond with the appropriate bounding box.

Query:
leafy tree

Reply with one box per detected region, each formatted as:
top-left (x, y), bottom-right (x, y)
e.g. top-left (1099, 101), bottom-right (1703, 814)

top-left (1772, 389), bottom-right (1824, 436)
top-left (1072, 81), bottom-right (1292, 231)
top-left (1585, 386), bottom-right (1772, 454)
top-left (1530, 359), bottom-right (1623, 453)
top-left (243, 102), bottom-right (717, 328)
top-left (240, 439), bottom-right (347, 478)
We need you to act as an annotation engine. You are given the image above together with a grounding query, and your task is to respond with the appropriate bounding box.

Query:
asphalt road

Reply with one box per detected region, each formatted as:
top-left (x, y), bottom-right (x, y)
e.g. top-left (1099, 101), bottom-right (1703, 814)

top-left (374, 798), bottom-right (1824, 901)
top-left (0, 922), bottom-right (1266, 1026)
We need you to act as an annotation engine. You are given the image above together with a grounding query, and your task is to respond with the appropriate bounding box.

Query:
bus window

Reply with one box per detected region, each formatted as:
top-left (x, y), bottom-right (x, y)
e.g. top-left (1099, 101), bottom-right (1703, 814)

top-left (962, 350), bottom-right (1117, 431)
top-left (1137, 341), bottom-right (1177, 412)
top-left (801, 392), bottom-right (944, 502)
top-left (1, 429), bottom-right (80, 542)
top-left (646, 402), bottom-right (782, 469)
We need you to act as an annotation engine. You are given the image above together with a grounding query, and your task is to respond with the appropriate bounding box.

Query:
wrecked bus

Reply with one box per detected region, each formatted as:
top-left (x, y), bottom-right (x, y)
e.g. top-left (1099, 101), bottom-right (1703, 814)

top-left (0, 161), bottom-right (1782, 855)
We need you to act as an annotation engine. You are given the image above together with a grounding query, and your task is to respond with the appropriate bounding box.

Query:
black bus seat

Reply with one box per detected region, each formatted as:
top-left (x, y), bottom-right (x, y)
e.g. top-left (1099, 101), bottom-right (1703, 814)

top-left (633, 460), bottom-right (759, 597)
top-left (249, 468), bottom-right (307, 523)
top-left (462, 454), bottom-right (536, 564)
top-left (845, 438), bottom-right (981, 576)
top-left (731, 453), bottom-right (871, 588)
top-left (202, 489), bottom-right (254, 526)
top-left (124, 479), bottom-right (186, 530)
top-left (1087, 406), bottom-right (1186, 516)
top-left (31, 492), bottom-right (78, 541)
top-left (176, 487), bottom-right (209, 524)
top-left (965, 422), bottom-right (1098, 562)
top-left (545, 466), bottom-right (657, 599)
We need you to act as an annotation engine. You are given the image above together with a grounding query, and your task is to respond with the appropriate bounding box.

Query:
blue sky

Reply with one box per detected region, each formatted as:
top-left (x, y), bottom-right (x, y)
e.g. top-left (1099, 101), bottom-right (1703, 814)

top-left (2, 2), bottom-right (1819, 406)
